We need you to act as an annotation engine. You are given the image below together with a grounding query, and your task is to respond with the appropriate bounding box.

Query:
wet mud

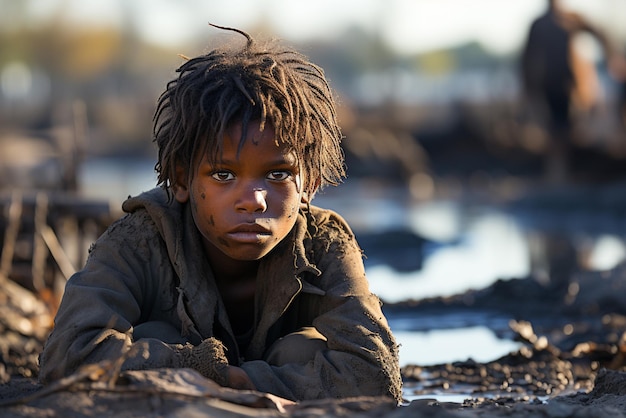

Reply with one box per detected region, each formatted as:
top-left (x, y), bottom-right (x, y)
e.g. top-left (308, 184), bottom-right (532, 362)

top-left (3, 262), bottom-right (626, 416)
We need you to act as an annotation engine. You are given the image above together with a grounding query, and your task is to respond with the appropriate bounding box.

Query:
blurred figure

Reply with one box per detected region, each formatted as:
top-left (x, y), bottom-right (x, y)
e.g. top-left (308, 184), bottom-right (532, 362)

top-left (520, 0), bottom-right (626, 183)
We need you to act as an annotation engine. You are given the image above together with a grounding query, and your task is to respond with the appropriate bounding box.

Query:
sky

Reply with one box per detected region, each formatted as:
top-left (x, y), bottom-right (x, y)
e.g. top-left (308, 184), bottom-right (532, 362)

top-left (22, 0), bottom-right (626, 57)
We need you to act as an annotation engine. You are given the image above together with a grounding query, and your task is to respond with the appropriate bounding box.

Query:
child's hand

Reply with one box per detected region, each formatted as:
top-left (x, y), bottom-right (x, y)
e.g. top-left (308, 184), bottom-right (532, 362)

top-left (177, 339), bottom-right (257, 390)
top-left (177, 337), bottom-right (230, 386)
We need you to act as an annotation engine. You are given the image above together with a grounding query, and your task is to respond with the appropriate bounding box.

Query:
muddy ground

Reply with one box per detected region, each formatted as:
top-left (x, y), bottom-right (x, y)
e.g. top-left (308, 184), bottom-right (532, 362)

top-left (2, 259), bottom-right (626, 417)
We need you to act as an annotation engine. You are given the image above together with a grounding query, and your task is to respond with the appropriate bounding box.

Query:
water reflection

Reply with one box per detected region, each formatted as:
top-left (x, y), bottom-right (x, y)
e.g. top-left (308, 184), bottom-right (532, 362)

top-left (366, 205), bottom-right (531, 303)
top-left (394, 327), bottom-right (521, 368)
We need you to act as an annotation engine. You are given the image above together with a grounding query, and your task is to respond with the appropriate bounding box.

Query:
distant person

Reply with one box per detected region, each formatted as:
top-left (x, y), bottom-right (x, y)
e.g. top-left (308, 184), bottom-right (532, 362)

top-left (520, 0), bottom-right (626, 182)
top-left (38, 25), bottom-right (403, 404)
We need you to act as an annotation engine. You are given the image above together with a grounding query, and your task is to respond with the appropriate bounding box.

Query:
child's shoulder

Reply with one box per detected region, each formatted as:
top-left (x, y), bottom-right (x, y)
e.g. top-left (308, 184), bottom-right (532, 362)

top-left (96, 188), bottom-right (172, 249)
top-left (99, 204), bottom-right (161, 247)
top-left (307, 204), bottom-right (356, 240)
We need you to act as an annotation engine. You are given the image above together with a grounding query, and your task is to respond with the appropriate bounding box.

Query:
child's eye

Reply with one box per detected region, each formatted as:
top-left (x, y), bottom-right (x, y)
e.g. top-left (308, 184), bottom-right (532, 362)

top-left (267, 170), bottom-right (291, 181)
top-left (211, 171), bottom-right (235, 181)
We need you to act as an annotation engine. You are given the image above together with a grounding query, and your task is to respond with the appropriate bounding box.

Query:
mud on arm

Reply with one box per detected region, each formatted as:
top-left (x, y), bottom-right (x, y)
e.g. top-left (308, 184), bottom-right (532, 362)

top-left (38, 217), bottom-right (183, 383)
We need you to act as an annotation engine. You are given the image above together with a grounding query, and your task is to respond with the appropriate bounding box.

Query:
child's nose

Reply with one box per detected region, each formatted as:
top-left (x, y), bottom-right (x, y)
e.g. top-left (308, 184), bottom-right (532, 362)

top-left (236, 187), bottom-right (268, 213)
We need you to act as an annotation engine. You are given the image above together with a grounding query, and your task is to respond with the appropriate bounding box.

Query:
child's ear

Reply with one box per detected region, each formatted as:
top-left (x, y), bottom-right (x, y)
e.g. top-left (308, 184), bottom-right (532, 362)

top-left (173, 166), bottom-right (190, 203)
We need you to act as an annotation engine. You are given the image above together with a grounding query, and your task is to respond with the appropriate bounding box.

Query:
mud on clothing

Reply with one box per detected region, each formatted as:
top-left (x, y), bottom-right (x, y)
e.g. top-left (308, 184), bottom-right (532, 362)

top-left (39, 187), bottom-right (403, 402)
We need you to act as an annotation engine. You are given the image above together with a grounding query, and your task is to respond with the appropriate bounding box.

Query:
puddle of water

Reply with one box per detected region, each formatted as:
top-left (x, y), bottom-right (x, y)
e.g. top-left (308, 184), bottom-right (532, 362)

top-left (395, 326), bottom-right (530, 404)
top-left (401, 388), bottom-right (548, 404)
top-left (392, 326), bottom-right (522, 368)
top-left (404, 393), bottom-right (474, 404)
top-left (366, 206), bottom-right (531, 303)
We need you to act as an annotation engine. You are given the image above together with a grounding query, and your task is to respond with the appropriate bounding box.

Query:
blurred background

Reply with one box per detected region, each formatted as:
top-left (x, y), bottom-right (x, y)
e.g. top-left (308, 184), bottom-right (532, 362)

top-left (3, 0), bottom-right (626, 369)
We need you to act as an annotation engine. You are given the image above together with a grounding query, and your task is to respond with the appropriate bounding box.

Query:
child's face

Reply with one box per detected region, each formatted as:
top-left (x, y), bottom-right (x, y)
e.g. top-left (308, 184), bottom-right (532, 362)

top-left (174, 120), bottom-right (305, 263)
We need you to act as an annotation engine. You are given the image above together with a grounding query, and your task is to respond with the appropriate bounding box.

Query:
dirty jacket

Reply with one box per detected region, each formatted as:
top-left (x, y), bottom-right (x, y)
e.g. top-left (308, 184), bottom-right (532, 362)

top-left (39, 187), bottom-right (403, 401)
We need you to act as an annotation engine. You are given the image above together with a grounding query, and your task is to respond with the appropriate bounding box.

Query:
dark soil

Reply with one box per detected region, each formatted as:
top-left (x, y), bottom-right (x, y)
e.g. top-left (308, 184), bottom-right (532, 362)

top-left (3, 263), bottom-right (626, 417)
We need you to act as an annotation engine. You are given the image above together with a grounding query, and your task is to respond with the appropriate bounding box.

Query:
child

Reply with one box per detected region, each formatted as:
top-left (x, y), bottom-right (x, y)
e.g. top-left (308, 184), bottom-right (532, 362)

top-left (38, 25), bottom-right (403, 402)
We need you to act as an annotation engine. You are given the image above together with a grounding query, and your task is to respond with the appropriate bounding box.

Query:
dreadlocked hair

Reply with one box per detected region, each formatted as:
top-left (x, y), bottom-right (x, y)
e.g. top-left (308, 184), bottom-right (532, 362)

top-left (153, 24), bottom-right (345, 199)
